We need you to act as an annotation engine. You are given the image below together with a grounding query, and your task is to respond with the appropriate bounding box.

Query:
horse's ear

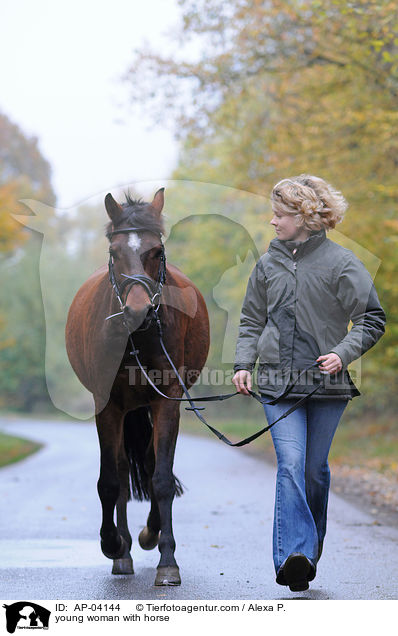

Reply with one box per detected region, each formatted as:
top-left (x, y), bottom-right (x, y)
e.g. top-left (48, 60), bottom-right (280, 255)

top-left (105, 193), bottom-right (123, 223)
top-left (151, 188), bottom-right (165, 215)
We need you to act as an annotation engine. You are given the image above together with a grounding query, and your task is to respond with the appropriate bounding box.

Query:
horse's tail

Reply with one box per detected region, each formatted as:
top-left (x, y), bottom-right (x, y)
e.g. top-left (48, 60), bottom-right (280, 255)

top-left (123, 407), bottom-right (153, 501)
top-left (123, 407), bottom-right (184, 501)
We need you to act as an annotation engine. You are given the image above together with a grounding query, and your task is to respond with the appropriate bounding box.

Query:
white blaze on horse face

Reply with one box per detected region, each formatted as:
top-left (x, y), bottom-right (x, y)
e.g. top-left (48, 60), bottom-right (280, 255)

top-left (128, 232), bottom-right (141, 252)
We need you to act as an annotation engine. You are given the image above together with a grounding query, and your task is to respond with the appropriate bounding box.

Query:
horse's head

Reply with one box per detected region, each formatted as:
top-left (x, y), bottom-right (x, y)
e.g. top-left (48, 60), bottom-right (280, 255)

top-left (105, 188), bottom-right (166, 332)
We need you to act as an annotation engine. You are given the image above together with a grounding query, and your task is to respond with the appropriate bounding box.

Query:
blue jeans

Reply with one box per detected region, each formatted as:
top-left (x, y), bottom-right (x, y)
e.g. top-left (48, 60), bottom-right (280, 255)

top-left (262, 397), bottom-right (348, 573)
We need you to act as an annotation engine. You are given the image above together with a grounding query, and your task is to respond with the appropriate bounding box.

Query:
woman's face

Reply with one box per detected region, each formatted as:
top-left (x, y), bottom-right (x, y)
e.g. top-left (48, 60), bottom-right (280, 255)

top-left (270, 210), bottom-right (310, 242)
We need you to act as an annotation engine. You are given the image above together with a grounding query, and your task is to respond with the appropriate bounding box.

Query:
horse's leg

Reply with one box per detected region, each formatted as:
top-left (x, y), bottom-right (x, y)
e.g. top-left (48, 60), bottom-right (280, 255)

top-left (138, 433), bottom-right (160, 551)
top-left (112, 447), bottom-right (134, 575)
top-left (96, 403), bottom-right (129, 566)
top-left (150, 400), bottom-right (182, 586)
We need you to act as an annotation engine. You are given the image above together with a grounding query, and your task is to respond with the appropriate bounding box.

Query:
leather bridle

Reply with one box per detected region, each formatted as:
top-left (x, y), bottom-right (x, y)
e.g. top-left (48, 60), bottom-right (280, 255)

top-left (106, 225), bottom-right (324, 447)
top-left (106, 227), bottom-right (166, 325)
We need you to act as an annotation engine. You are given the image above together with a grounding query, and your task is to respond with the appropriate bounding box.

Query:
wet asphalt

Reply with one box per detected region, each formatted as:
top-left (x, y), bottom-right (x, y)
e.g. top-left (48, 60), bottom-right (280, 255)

top-left (0, 417), bottom-right (397, 601)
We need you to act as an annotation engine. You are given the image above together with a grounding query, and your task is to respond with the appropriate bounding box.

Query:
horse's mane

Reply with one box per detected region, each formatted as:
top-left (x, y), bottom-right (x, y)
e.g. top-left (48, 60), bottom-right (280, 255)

top-left (105, 191), bottom-right (165, 239)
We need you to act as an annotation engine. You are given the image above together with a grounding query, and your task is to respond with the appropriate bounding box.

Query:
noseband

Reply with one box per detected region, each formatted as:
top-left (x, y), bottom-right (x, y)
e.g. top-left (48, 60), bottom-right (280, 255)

top-left (106, 226), bottom-right (166, 324)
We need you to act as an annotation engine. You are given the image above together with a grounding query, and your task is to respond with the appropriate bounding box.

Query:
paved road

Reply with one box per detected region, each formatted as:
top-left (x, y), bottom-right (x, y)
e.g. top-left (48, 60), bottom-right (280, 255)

top-left (0, 417), bottom-right (397, 600)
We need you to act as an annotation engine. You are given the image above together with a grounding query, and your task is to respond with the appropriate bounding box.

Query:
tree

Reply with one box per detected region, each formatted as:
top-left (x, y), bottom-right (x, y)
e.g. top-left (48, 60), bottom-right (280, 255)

top-left (0, 240), bottom-right (47, 411)
top-left (0, 111), bottom-right (56, 253)
top-left (0, 111), bottom-right (57, 410)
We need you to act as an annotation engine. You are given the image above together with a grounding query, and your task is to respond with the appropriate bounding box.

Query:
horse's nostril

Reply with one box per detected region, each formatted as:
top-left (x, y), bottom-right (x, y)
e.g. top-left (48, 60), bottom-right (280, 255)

top-left (124, 305), bottom-right (153, 332)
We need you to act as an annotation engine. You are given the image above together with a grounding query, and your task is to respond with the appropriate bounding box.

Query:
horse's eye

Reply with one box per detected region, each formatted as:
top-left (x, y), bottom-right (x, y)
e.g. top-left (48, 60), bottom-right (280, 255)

top-left (109, 248), bottom-right (118, 260)
top-left (153, 249), bottom-right (163, 258)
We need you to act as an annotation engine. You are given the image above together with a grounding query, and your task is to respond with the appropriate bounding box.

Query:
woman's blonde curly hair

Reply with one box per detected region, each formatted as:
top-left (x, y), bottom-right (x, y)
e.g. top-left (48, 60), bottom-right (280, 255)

top-left (271, 174), bottom-right (348, 231)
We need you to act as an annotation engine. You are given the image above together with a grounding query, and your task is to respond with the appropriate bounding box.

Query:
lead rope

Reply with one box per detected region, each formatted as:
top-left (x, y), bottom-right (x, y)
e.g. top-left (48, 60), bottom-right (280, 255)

top-left (126, 311), bottom-right (323, 447)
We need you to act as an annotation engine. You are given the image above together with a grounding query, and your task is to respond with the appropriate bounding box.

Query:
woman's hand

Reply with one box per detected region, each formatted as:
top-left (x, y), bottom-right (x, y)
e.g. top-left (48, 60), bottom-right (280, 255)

top-left (232, 370), bottom-right (252, 395)
top-left (316, 353), bottom-right (343, 375)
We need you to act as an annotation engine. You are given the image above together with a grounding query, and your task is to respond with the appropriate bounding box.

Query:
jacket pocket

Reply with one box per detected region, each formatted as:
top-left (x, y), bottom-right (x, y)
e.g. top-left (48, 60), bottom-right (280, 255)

top-left (257, 324), bottom-right (280, 364)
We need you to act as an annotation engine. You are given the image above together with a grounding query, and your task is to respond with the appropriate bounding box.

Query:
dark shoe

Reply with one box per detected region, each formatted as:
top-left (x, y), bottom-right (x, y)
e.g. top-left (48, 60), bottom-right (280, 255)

top-left (276, 565), bottom-right (287, 586)
top-left (278, 553), bottom-right (316, 592)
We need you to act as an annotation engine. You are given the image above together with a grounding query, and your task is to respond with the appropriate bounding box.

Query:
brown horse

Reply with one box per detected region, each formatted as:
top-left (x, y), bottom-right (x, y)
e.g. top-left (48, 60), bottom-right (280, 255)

top-left (65, 189), bottom-right (209, 585)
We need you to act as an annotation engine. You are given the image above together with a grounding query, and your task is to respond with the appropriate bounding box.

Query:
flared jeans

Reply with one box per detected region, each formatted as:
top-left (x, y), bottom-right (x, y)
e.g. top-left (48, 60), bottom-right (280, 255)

top-left (262, 397), bottom-right (348, 573)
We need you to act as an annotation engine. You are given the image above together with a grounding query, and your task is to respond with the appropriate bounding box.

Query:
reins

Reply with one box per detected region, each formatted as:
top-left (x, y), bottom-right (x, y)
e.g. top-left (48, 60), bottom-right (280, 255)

top-left (107, 226), bottom-right (324, 447)
top-left (128, 320), bottom-right (323, 447)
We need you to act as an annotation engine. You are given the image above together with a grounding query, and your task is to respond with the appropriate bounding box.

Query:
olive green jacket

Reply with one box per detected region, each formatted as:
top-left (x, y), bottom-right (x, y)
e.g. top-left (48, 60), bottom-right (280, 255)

top-left (233, 230), bottom-right (386, 399)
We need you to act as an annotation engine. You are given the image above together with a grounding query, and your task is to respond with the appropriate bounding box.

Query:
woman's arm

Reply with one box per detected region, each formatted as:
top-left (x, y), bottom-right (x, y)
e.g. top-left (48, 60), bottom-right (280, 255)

top-left (233, 259), bottom-right (268, 373)
top-left (329, 254), bottom-right (386, 368)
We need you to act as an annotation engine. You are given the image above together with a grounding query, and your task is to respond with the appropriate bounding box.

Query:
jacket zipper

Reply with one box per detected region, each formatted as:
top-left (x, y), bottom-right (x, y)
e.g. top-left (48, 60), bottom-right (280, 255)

top-left (291, 259), bottom-right (297, 379)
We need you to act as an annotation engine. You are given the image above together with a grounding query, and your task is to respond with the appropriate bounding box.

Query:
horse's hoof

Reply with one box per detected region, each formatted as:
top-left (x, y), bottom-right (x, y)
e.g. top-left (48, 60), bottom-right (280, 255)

top-left (112, 556), bottom-right (134, 575)
top-left (101, 535), bottom-right (127, 560)
top-left (154, 566), bottom-right (181, 586)
top-left (138, 526), bottom-right (159, 551)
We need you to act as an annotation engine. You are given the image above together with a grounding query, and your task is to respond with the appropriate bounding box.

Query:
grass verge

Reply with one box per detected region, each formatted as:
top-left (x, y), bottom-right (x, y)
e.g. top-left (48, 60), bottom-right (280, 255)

top-left (0, 432), bottom-right (42, 468)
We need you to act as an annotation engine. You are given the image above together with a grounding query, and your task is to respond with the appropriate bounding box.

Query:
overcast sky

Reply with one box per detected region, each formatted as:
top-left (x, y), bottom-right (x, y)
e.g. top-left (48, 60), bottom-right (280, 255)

top-left (1, 0), bottom-right (181, 208)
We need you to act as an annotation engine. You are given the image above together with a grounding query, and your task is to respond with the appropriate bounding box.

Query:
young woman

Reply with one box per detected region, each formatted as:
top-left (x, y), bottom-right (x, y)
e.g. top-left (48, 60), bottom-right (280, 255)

top-left (232, 175), bottom-right (386, 592)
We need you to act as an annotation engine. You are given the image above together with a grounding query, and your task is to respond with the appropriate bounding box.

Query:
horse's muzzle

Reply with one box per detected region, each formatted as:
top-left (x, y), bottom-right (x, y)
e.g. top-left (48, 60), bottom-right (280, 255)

top-left (123, 305), bottom-right (155, 332)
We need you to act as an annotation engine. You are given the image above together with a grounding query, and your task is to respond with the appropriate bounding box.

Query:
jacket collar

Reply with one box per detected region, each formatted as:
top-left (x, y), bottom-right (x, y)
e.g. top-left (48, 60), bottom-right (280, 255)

top-left (268, 228), bottom-right (327, 261)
